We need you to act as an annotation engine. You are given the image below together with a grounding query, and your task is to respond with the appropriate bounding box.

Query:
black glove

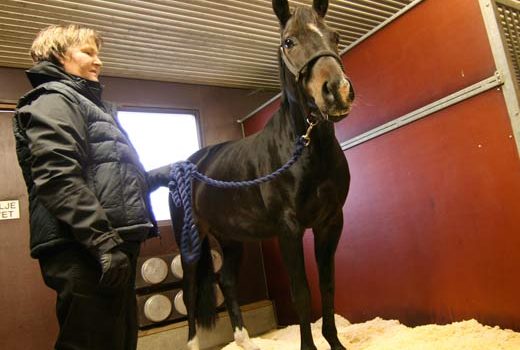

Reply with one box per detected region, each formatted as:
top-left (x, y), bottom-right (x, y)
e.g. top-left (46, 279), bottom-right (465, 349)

top-left (98, 248), bottom-right (131, 289)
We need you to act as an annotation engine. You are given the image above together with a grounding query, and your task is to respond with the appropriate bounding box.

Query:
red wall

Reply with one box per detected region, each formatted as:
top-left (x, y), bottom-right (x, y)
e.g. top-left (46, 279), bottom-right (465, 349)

top-left (335, 0), bottom-right (496, 142)
top-left (242, 99), bottom-right (281, 136)
top-left (245, 0), bottom-right (520, 329)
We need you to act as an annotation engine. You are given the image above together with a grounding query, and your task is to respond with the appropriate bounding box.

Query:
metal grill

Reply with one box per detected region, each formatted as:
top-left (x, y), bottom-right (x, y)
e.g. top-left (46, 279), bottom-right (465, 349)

top-left (0, 0), bottom-right (414, 90)
top-left (496, 0), bottom-right (520, 89)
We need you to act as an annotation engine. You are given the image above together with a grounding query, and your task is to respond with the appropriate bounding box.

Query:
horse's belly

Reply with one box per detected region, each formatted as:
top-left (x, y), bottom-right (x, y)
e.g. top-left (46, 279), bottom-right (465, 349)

top-left (199, 217), bottom-right (279, 241)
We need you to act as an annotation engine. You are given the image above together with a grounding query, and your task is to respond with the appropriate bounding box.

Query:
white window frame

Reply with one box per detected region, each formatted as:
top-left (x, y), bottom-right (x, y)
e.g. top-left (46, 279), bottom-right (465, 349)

top-left (117, 107), bottom-right (202, 223)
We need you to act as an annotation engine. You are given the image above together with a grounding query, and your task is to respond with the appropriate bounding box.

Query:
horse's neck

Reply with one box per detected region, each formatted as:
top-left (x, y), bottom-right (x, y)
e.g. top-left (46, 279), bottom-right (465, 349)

top-left (257, 98), bottom-right (336, 162)
top-left (265, 98), bottom-right (307, 141)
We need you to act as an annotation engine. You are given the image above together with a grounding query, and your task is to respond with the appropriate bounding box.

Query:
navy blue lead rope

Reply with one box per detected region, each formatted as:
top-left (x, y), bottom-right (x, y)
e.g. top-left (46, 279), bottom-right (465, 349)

top-left (168, 136), bottom-right (307, 264)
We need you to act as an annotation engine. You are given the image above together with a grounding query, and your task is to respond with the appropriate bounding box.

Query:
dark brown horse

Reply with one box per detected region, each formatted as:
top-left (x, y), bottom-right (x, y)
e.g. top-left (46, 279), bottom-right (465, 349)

top-left (168, 1), bottom-right (354, 349)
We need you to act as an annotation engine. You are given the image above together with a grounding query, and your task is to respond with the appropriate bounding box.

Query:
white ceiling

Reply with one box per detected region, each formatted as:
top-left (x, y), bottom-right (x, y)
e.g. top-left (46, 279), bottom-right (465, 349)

top-left (0, 0), bottom-right (415, 90)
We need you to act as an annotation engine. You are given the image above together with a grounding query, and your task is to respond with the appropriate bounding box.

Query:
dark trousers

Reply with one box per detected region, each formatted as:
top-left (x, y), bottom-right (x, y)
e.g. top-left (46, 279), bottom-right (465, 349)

top-left (39, 242), bottom-right (140, 350)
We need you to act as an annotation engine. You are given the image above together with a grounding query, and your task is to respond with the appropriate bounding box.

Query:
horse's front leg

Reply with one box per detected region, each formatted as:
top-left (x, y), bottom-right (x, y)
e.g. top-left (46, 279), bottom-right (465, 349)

top-left (313, 210), bottom-right (346, 350)
top-left (219, 240), bottom-right (259, 350)
top-left (279, 232), bottom-right (317, 350)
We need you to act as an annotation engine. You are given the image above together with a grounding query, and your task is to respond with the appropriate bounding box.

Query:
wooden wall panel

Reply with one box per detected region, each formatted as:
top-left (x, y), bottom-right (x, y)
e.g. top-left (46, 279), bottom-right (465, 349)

top-left (0, 112), bottom-right (58, 350)
top-left (335, 0), bottom-right (496, 142)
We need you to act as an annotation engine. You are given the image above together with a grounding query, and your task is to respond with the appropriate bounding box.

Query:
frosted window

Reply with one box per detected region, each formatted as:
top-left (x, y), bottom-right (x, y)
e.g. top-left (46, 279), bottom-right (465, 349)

top-left (118, 111), bottom-right (200, 221)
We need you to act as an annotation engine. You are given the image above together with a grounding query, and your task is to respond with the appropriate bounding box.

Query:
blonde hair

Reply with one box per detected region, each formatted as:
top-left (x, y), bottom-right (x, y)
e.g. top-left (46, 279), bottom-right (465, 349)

top-left (30, 24), bottom-right (102, 64)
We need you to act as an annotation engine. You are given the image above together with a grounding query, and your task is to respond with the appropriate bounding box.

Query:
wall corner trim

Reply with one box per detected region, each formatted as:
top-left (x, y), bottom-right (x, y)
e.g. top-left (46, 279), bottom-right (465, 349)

top-left (479, 0), bottom-right (520, 156)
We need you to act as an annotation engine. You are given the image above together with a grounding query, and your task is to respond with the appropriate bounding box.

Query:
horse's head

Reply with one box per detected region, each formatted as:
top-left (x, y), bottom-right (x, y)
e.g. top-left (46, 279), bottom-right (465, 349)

top-left (273, 0), bottom-right (354, 123)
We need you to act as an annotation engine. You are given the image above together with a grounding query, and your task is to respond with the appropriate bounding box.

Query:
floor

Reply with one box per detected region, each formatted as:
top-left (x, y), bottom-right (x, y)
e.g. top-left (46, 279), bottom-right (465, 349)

top-left (220, 314), bottom-right (520, 350)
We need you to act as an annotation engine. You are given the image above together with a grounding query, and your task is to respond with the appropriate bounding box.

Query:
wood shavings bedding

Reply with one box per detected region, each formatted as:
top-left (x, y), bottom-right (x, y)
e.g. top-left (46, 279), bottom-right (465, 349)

top-left (221, 315), bottom-right (520, 350)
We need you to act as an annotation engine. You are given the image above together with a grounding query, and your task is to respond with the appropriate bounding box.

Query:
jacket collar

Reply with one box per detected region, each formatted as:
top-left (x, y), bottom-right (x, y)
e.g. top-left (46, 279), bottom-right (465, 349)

top-left (26, 61), bottom-right (104, 106)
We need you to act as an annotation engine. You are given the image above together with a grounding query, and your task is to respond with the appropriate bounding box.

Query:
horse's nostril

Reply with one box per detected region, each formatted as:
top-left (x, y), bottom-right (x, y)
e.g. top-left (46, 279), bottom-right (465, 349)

top-left (322, 81), bottom-right (331, 96)
top-left (323, 81), bottom-right (338, 104)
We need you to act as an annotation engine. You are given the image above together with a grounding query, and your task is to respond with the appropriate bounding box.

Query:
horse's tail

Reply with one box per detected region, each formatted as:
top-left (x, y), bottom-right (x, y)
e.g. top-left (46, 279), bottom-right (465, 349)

top-left (195, 236), bottom-right (218, 328)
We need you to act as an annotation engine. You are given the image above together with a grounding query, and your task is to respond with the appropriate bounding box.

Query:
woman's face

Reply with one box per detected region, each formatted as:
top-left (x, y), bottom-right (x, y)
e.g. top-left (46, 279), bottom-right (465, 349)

top-left (60, 39), bottom-right (102, 81)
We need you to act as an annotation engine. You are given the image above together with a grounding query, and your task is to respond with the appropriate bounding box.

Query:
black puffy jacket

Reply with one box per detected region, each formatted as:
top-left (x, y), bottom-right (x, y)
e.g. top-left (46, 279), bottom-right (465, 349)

top-left (13, 61), bottom-right (167, 258)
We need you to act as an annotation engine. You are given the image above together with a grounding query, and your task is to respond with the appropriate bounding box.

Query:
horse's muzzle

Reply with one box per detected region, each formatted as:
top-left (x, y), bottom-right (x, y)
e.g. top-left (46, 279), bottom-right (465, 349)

top-left (321, 76), bottom-right (354, 122)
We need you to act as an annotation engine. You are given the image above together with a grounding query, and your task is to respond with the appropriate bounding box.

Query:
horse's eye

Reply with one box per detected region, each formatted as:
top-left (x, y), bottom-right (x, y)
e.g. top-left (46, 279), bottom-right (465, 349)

top-left (283, 38), bottom-right (295, 49)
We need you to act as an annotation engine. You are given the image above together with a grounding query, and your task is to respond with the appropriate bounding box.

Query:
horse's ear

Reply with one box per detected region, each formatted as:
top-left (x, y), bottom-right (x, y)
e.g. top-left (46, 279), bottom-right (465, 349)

top-left (313, 0), bottom-right (329, 17)
top-left (272, 0), bottom-right (291, 26)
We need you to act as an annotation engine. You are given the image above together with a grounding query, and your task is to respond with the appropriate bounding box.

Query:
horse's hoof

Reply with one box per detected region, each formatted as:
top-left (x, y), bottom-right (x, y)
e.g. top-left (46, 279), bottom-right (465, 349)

top-left (234, 327), bottom-right (260, 350)
top-left (187, 336), bottom-right (200, 350)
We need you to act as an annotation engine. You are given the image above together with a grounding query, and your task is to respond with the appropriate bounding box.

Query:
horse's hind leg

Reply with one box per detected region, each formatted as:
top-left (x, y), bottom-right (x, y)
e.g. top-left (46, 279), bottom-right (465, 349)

top-left (313, 211), bottom-right (346, 350)
top-left (218, 240), bottom-right (259, 350)
top-left (182, 261), bottom-right (200, 350)
top-left (170, 201), bottom-right (200, 350)
top-left (278, 233), bottom-right (317, 350)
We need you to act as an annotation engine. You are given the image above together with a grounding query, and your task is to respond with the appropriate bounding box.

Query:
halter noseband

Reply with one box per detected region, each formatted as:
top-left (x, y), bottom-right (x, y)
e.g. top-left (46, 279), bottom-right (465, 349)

top-left (280, 45), bottom-right (344, 123)
top-left (279, 46), bottom-right (344, 83)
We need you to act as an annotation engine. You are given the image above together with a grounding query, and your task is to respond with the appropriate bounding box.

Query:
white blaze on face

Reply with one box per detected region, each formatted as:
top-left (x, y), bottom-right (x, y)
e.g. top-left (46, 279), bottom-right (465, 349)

top-left (308, 23), bottom-right (323, 37)
top-left (234, 327), bottom-right (260, 350)
top-left (187, 336), bottom-right (200, 350)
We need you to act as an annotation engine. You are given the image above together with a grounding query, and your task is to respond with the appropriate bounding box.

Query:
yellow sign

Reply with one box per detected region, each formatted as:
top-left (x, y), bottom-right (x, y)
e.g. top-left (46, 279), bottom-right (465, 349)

top-left (0, 200), bottom-right (20, 220)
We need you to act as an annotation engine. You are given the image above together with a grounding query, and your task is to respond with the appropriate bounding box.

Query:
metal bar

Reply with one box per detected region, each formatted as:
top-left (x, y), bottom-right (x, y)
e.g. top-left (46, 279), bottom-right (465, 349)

top-left (479, 0), bottom-right (520, 156)
top-left (340, 73), bottom-right (504, 150)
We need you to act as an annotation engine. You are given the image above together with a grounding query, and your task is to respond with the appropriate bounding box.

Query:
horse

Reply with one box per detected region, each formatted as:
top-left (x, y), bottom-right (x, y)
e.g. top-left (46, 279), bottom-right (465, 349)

top-left (167, 1), bottom-right (354, 349)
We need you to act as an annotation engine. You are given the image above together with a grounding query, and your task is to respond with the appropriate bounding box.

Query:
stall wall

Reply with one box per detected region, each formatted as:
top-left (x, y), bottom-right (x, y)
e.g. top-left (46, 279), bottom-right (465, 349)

top-left (0, 68), bottom-right (275, 350)
top-left (245, 0), bottom-right (520, 330)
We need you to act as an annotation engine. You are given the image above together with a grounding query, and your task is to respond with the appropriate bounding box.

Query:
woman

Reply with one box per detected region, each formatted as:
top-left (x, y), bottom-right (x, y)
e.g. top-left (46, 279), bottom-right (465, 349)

top-left (13, 24), bottom-right (169, 349)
